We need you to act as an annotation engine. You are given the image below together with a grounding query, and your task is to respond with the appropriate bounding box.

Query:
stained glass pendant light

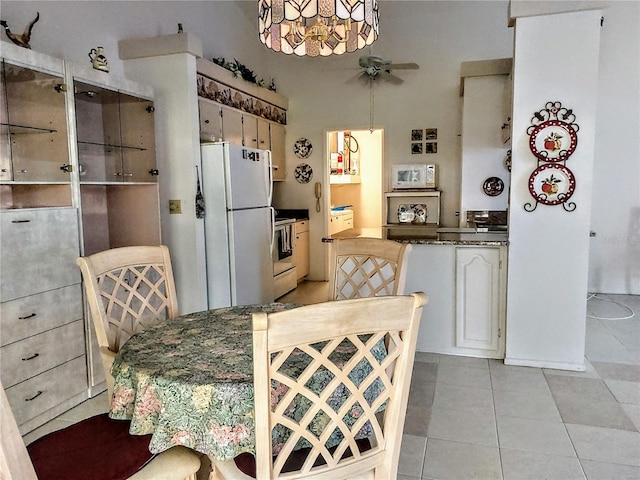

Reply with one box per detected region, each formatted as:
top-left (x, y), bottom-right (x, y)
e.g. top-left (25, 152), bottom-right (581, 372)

top-left (258, 0), bottom-right (379, 57)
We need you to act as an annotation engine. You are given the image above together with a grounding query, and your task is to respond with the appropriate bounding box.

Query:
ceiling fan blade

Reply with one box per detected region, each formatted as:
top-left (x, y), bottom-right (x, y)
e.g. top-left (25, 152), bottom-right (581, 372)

top-left (385, 62), bottom-right (419, 70)
top-left (378, 71), bottom-right (404, 85)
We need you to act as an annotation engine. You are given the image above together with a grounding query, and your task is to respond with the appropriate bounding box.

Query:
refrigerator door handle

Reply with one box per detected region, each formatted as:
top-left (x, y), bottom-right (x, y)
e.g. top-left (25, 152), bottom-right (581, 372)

top-left (267, 151), bottom-right (273, 207)
top-left (269, 206), bottom-right (276, 259)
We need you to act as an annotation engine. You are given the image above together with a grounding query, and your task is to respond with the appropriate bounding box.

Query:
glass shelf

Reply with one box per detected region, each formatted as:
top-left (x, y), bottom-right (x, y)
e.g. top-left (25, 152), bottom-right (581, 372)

top-left (78, 140), bottom-right (148, 152)
top-left (0, 123), bottom-right (58, 135)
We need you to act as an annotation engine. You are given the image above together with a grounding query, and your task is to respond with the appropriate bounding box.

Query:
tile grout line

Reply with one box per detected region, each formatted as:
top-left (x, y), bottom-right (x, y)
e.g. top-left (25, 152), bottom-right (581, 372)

top-left (541, 367), bottom-right (589, 479)
top-left (489, 361), bottom-right (506, 480)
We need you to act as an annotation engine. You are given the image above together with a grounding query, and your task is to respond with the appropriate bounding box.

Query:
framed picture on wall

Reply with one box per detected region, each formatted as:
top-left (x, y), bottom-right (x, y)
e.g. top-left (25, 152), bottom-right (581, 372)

top-left (411, 143), bottom-right (423, 154)
top-left (425, 142), bottom-right (437, 154)
top-left (425, 128), bottom-right (438, 140)
top-left (411, 129), bottom-right (423, 141)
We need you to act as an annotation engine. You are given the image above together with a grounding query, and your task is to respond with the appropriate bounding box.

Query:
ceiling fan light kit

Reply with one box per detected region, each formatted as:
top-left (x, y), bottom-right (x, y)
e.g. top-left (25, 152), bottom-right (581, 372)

top-left (258, 0), bottom-right (379, 57)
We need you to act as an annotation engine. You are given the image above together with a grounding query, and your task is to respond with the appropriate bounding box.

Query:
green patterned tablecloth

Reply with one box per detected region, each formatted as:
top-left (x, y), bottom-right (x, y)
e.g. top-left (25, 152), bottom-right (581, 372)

top-left (109, 303), bottom-right (385, 460)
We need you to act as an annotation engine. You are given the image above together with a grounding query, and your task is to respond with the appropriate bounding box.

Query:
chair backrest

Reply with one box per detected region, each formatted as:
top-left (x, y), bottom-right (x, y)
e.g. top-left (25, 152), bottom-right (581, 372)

top-left (77, 245), bottom-right (178, 354)
top-left (328, 238), bottom-right (412, 301)
top-left (1, 382), bottom-right (38, 480)
top-left (252, 292), bottom-right (427, 479)
top-left (77, 245), bottom-right (178, 397)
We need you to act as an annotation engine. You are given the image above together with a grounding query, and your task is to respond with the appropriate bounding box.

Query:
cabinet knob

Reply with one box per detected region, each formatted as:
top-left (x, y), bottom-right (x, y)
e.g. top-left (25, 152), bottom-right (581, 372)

top-left (149, 169), bottom-right (159, 176)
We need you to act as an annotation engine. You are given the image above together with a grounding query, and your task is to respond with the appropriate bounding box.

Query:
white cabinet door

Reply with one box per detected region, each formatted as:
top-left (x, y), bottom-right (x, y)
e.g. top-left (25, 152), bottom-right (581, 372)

top-left (455, 247), bottom-right (505, 357)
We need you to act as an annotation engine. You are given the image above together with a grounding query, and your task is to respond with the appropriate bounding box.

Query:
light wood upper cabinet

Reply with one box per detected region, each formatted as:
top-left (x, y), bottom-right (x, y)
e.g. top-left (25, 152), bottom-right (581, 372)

top-left (270, 122), bottom-right (286, 181)
top-left (221, 105), bottom-right (243, 146)
top-left (199, 99), bottom-right (222, 142)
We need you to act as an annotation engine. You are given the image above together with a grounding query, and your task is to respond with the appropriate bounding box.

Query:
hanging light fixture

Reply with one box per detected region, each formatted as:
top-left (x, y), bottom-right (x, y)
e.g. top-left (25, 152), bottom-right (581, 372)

top-left (258, 0), bottom-right (379, 57)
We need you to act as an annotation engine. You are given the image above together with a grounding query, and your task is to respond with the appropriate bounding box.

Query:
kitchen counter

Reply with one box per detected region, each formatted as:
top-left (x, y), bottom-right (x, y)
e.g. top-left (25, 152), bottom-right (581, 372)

top-left (332, 226), bottom-right (508, 246)
top-left (399, 232), bottom-right (508, 246)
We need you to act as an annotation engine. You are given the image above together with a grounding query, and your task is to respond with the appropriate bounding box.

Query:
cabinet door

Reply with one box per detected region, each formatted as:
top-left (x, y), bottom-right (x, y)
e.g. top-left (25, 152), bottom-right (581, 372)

top-left (4, 63), bottom-right (70, 182)
top-left (74, 82), bottom-right (122, 182)
top-left (120, 93), bottom-right (157, 182)
top-left (243, 114), bottom-right (258, 149)
top-left (221, 105), bottom-right (243, 145)
top-left (270, 122), bottom-right (286, 181)
top-left (293, 229), bottom-right (310, 280)
top-left (199, 99), bottom-right (222, 142)
top-left (455, 247), bottom-right (503, 356)
top-left (0, 208), bottom-right (81, 301)
top-left (257, 117), bottom-right (270, 150)
top-left (0, 62), bottom-right (11, 181)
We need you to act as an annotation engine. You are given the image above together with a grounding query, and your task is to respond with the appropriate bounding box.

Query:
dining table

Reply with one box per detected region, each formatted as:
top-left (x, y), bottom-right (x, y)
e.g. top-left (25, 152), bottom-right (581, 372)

top-left (108, 303), bottom-right (387, 461)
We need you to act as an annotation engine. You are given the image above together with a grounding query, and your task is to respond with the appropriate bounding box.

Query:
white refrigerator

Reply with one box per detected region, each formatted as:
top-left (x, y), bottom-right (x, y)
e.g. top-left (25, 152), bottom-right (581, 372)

top-left (201, 142), bottom-right (275, 308)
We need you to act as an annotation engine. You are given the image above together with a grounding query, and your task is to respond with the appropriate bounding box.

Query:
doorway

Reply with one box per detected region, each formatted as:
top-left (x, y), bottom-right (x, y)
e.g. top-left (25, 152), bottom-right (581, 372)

top-left (324, 128), bottom-right (384, 277)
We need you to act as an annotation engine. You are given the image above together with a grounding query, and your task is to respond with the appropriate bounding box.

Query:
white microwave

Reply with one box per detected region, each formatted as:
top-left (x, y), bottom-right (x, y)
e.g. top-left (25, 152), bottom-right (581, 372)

top-left (392, 164), bottom-right (437, 189)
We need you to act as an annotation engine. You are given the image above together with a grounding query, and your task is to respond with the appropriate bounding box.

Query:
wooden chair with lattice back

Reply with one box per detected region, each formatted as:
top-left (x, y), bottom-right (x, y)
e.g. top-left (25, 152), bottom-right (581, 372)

top-left (76, 245), bottom-right (179, 398)
top-left (210, 292), bottom-right (428, 480)
top-left (328, 238), bottom-right (412, 301)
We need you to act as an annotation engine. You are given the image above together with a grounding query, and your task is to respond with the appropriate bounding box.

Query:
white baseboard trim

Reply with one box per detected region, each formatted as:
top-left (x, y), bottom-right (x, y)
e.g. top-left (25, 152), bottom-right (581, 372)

top-left (504, 357), bottom-right (585, 371)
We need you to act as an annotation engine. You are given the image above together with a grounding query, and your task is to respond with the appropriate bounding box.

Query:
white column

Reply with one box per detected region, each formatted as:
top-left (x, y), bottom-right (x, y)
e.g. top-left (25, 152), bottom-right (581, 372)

top-left (506, 7), bottom-right (604, 370)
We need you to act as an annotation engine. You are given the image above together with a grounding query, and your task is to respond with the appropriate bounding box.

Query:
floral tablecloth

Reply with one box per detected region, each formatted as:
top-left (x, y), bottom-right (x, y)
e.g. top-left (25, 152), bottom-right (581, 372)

top-left (109, 303), bottom-right (386, 460)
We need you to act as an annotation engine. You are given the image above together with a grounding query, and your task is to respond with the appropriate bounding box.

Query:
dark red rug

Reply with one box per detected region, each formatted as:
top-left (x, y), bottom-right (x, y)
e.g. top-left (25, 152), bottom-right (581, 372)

top-left (26, 413), bottom-right (154, 480)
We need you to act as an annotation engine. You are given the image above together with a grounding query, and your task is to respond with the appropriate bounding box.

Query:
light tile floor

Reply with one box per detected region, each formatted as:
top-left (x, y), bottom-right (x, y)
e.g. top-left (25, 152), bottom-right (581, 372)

top-left (23, 287), bottom-right (639, 480)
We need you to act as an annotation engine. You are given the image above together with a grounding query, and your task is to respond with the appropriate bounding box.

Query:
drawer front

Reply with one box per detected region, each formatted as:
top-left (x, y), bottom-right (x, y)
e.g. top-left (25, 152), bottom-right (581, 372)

top-left (0, 320), bottom-right (86, 387)
top-left (295, 220), bottom-right (309, 234)
top-left (0, 285), bottom-right (83, 347)
top-left (5, 356), bottom-right (87, 427)
top-left (0, 208), bottom-right (81, 301)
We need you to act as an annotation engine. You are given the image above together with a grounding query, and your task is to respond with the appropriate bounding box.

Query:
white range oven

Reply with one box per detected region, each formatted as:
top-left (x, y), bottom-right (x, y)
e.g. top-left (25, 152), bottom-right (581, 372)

top-left (273, 218), bottom-right (297, 298)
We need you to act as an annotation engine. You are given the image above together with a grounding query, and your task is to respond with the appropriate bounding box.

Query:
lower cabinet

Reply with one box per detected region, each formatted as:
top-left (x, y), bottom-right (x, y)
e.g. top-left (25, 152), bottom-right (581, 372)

top-left (0, 208), bottom-right (88, 434)
top-left (292, 220), bottom-right (310, 282)
top-left (405, 244), bottom-right (507, 358)
top-left (328, 211), bottom-right (354, 236)
top-left (455, 248), bottom-right (504, 355)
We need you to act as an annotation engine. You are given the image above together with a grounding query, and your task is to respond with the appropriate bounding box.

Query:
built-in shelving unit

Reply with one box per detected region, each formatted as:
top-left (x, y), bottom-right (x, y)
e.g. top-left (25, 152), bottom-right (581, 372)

top-left (383, 190), bottom-right (441, 239)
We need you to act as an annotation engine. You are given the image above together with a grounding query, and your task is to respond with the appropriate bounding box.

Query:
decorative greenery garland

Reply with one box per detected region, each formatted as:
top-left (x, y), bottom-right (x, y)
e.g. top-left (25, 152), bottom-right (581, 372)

top-left (212, 57), bottom-right (277, 92)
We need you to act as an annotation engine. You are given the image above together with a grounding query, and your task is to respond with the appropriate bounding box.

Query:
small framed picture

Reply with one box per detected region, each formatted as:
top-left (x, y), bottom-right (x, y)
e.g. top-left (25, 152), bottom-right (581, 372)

top-left (425, 128), bottom-right (438, 140)
top-left (411, 129), bottom-right (423, 141)
top-left (411, 143), bottom-right (423, 154)
top-left (425, 142), bottom-right (437, 154)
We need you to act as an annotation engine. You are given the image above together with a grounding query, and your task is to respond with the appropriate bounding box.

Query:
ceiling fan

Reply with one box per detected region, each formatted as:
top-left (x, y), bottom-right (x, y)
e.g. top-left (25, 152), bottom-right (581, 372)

top-left (353, 55), bottom-right (419, 130)
top-left (357, 55), bottom-right (419, 84)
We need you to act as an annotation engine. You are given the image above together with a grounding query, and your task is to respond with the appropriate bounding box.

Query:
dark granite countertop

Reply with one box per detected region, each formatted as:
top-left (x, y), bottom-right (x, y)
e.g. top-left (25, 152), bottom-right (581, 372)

top-left (274, 208), bottom-right (309, 221)
top-left (328, 227), bottom-right (508, 246)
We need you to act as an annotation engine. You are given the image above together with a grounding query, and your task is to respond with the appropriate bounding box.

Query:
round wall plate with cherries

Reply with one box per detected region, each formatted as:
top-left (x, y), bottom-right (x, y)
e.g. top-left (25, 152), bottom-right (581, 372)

top-left (528, 163), bottom-right (576, 205)
top-left (529, 120), bottom-right (578, 162)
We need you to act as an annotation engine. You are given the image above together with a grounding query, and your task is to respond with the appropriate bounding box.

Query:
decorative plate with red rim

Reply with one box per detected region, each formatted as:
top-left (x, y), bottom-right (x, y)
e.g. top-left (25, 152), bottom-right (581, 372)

top-left (529, 120), bottom-right (578, 162)
top-left (528, 164), bottom-right (576, 205)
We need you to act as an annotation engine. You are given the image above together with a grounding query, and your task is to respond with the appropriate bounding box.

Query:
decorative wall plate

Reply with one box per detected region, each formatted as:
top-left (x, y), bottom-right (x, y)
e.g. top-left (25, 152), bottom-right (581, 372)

top-left (482, 177), bottom-right (504, 196)
top-left (294, 163), bottom-right (313, 183)
top-left (528, 164), bottom-right (576, 205)
top-left (411, 204), bottom-right (428, 224)
top-left (397, 204), bottom-right (415, 223)
top-left (293, 138), bottom-right (312, 159)
top-left (529, 120), bottom-right (578, 162)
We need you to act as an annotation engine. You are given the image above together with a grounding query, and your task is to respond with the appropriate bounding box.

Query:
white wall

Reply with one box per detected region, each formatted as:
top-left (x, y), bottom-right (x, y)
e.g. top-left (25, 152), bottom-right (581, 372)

top-left (506, 9), bottom-right (602, 370)
top-left (460, 75), bottom-right (511, 220)
top-left (1, 0), bottom-right (636, 293)
top-left (588, 1), bottom-right (640, 295)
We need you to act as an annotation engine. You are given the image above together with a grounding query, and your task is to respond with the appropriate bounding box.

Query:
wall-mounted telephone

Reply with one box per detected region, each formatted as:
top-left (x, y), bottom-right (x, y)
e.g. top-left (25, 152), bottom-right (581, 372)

top-left (315, 182), bottom-right (322, 212)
